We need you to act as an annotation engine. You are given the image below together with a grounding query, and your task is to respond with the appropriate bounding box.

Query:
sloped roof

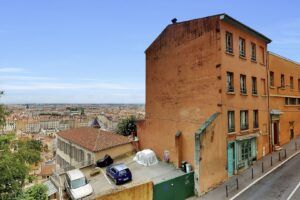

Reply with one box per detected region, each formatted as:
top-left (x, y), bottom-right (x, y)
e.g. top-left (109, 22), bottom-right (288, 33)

top-left (57, 127), bottom-right (132, 152)
top-left (43, 180), bottom-right (58, 196)
top-left (146, 13), bottom-right (271, 52)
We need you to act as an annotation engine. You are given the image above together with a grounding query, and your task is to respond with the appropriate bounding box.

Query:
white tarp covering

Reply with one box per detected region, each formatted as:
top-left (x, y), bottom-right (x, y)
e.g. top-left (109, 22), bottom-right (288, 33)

top-left (133, 149), bottom-right (158, 166)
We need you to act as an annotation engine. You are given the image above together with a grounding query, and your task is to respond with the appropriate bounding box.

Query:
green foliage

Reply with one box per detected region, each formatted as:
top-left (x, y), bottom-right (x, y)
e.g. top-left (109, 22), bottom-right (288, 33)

top-left (0, 133), bottom-right (15, 150)
top-left (0, 153), bottom-right (28, 200)
top-left (17, 184), bottom-right (48, 200)
top-left (0, 92), bottom-right (9, 129)
top-left (0, 137), bottom-right (42, 199)
top-left (24, 140), bottom-right (42, 152)
top-left (116, 115), bottom-right (137, 136)
top-left (16, 140), bottom-right (42, 165)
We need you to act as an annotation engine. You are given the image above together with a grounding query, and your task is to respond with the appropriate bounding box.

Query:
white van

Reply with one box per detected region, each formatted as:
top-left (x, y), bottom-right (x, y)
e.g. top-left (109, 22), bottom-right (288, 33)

top-left (65, 169), bottom-right (93, 200)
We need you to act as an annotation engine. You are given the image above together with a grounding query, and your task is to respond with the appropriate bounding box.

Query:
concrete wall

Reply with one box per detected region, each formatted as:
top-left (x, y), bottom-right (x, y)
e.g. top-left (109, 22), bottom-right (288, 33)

top-left (220, 21), bottom-right (270, 159)
top-left (268, 53), bottom-right (300, 145)
top-left (94, 143), bottom-right (134, 161)
top-left (198, 114), bottom-right (227, 193)
top-left (142, 16), bottom-right (222, 168)
top-left (96, 182), bottom-right (153, 200)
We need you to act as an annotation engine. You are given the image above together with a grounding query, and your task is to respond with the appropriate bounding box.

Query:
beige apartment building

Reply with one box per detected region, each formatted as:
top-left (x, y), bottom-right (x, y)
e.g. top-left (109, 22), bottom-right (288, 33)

top-left (56, 127), bottom-right (133, 171)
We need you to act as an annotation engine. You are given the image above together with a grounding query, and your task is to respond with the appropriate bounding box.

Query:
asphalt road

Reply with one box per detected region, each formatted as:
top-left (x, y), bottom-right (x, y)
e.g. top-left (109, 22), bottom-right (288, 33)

top-left (235, 153), bottom-right (300, 200)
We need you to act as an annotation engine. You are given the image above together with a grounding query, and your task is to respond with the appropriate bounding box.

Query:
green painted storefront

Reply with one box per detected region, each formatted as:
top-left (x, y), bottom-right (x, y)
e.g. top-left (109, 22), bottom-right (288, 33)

top-left (227, 136), bottom-right (257, 176)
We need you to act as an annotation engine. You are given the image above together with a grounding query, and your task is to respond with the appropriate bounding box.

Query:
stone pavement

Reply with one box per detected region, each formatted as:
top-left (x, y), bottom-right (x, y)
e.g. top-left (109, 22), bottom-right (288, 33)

top-left (188, 136), bottom-right (300, 200)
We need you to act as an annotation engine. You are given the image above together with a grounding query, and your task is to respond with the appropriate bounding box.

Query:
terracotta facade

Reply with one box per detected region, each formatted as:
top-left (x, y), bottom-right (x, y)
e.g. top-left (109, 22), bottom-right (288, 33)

top-left (138, 13), bottom-right (300, 194)
top-left (268, 52), bottom-right (300, 147)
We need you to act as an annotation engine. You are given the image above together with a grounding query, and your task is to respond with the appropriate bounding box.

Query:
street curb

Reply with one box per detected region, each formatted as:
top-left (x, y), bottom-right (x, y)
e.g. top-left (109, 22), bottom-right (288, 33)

top-left (229, 150), bottom-right (300, 200)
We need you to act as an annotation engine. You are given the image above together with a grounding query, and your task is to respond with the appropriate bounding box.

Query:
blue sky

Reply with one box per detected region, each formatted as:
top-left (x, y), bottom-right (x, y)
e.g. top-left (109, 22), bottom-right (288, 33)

top-left (0, 0), bottom-right (299, 104)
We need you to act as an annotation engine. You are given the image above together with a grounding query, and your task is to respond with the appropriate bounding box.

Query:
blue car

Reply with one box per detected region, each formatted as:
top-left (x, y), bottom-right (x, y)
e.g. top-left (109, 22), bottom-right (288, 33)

top-left (106, 164), bottom-right (132, 185)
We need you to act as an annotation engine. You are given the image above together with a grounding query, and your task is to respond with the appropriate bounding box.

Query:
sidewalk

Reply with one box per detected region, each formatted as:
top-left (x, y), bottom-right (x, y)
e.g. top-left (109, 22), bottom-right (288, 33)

top-left (189, 136), bottom-right (300, 200)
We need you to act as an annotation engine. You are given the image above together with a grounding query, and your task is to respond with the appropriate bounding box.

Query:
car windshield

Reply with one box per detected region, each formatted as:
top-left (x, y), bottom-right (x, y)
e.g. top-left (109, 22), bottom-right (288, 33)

top-left (119, 169), bottom-right (129, 175)
top-left (71, 177), bottom-right (87, 189)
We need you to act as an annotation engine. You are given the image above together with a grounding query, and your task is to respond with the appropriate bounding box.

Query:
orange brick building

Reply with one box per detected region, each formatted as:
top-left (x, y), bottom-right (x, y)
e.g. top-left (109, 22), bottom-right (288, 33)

top-left (268, 52), bottom-right (300, 148)
top-left (137, 13), bottom-right (300, 195)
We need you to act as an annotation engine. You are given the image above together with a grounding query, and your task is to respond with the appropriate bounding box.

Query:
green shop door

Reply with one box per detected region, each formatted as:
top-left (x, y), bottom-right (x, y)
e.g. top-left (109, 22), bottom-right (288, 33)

top-left (227, 142), bottom-right (235, 176)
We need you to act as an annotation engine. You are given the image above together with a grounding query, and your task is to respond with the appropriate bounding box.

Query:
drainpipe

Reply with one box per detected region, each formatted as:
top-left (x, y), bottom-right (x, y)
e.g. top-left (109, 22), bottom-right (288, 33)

top-left (266, 52), bottom-right (272, 153)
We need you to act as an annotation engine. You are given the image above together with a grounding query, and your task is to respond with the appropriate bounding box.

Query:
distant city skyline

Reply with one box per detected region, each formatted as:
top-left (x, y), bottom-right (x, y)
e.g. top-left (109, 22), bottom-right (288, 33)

top-left (0, 1), bottom-right (299, 103)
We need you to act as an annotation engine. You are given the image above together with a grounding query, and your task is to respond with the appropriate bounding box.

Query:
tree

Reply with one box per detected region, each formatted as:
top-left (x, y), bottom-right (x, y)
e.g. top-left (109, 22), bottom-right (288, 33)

top-left (17, 184), bottom-right (48, 200)
top-left (0, 91), bottom-right (9, 130)
top-left (16, 140), bottom-right (42, 165)
top-left (116, 115), bottom-right (137, 136)
top-left (0, 153), bottom-right (28, 199)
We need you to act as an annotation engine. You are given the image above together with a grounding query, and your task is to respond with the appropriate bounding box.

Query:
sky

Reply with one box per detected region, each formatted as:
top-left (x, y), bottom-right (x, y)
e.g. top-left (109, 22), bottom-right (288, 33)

top-left (0, 0), bottom-right (299, 104)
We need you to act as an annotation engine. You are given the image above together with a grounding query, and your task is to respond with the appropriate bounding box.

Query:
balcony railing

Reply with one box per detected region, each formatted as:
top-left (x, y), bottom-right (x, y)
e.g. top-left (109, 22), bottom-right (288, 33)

top-left (240, 88), bottom-right (247, 94)
top-left (239, 51), bottom-right (246, 58)
top-left (226, 47), bottom-right (233, 54)
top-left (240, 124), bottom-right (249, 131)
top-left (228, 126), bottom-right (235, 133)
top-left (227, 85), bottom-right (234, 93)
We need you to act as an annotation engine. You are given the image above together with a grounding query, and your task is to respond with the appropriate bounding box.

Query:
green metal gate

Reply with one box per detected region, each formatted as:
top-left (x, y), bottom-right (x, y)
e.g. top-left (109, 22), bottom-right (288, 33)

top-left (153, 172), bottom-right (195, 200)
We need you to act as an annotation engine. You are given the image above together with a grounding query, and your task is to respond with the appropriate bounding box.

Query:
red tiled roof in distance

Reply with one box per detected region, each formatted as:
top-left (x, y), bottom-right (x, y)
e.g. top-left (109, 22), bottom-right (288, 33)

top-left (57, 127), bottom-right (132, 152)
top-left (40, 164), bottom-right (55, 176)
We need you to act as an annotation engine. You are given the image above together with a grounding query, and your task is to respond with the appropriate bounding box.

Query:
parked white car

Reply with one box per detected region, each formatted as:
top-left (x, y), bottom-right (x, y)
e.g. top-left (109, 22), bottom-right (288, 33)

top-left (133, 149), bottom-right (158, 166)
top-left (65, 169), bottom-right (93, 200)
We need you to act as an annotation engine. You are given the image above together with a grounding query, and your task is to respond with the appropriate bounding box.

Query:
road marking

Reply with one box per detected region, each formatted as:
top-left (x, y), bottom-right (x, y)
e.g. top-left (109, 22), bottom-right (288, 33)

top-left (100, 168), bottom-right (113, 185)
top-left (287, 181), bottom-right (300, 200)
top-left (229, 150), bottom-right (300, 200)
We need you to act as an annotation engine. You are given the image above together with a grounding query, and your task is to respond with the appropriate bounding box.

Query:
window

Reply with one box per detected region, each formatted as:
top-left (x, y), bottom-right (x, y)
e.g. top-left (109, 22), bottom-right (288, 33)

top-left (227, 72), bottom-right (234, 92)
top-left (251, 42), bottom-right (256, 61)
top-left (80, 150), bottom-right (84, 161)
top-left (228, 111), bottom-right (235, 133)
top-left (261, 78), bottom-right (266, 95)
top-left (226, 32), bottom-right (233, 53)
top-left (270, 71), bottom-right (274, 87)
top-left (298, 79), bottom-right (300, 92)
top-left (241, 140), bottom-right (251, 160)
top-left (73, 147), bottom-right (77, 160)
top-left (281, 74), bottom-right (285, 87)
top-left (290, 98), bottom-right (297, 105)
top-left (260, 46), bottom-right (265, 64)
top-left (253, 110), bottom-right (259, 128)
top-left (240, 75), bottom-right (247, 94)
top-left (290, 76), bottom-right (294, 89)
top-left (239, 38), bottom-right (246, 57)
top-left (240, 110), bottom-right (249, 130)
top-left (252, 77), bottom-right (257, 95)
top-left (285, 97), bottom-right (298, 105)
top-left (285, 97), bottom-right (289, 105)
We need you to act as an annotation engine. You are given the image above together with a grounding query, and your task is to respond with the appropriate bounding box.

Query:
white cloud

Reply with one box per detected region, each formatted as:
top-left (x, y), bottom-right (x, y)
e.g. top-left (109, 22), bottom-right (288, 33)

top-left (0, 75), bottom-right (55, 81)
top-left (1, 82), bottom-right (144, 91)
top-left (0, 67), bottom-right (24, 73)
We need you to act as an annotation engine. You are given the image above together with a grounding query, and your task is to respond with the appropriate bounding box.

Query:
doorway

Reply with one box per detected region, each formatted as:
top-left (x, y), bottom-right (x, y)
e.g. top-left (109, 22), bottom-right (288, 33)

top-left (290, 129), bottom-right (294, 140)
top-left (273, 122), bottom-right (279, 146)
top-left (227, 142), bottom-right (235, 177)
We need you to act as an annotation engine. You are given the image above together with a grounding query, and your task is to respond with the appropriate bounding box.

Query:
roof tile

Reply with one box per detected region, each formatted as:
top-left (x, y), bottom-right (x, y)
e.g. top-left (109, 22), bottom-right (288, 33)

top-left (57, 127), bottom-right (131, 152)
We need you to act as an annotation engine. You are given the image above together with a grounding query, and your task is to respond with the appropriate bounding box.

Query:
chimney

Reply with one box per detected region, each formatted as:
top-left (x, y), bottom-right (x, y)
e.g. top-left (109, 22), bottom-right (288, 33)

top-left (171, 18), bottom-right (177, 24)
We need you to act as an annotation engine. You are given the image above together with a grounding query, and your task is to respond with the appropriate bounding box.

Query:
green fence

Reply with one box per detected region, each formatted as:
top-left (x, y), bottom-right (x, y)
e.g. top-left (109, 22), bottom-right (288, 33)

top-left (153, 172), bottom-right (195, 200)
